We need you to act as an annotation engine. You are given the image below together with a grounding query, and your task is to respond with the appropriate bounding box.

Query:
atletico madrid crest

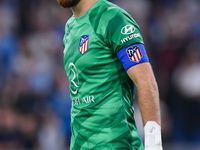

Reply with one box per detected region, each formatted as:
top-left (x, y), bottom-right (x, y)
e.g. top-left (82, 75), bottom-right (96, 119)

top-left (126, 45), bottom-right (143, 62)
top-left (79, 35), bottom-right (89, 54)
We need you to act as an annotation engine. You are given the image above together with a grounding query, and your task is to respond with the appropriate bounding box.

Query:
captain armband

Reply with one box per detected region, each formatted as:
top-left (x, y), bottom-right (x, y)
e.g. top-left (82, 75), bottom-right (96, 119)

top-left (117, 43), bottom-right (149, 71)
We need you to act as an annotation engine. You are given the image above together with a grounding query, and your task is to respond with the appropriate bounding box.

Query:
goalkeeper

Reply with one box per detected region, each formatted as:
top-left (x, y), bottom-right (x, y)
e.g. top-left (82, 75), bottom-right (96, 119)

top-left (57, 0), bottom-right (163, 149)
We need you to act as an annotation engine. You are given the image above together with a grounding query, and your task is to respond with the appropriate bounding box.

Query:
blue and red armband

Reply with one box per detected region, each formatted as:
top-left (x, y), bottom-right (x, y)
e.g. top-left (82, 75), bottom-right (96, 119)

top-left (117, 43), bottom-right (149, 71)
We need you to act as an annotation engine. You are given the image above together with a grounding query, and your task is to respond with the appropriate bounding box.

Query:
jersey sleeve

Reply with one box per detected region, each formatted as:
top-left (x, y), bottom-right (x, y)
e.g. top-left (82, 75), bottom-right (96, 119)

top-left (103, 8), bottom-right (149, 70)
top-left (104, 9), bottom-right (144, 53)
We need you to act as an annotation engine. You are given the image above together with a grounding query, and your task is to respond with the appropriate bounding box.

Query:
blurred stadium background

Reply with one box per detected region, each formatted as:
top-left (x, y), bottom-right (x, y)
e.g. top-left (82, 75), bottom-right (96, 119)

top-left (0, 0), bottom-right (200, 149)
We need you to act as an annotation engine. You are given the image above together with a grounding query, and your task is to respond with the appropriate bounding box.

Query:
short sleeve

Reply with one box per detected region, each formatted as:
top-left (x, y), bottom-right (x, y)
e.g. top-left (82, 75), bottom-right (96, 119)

top-left (104, 9), bottom-right (144, 54)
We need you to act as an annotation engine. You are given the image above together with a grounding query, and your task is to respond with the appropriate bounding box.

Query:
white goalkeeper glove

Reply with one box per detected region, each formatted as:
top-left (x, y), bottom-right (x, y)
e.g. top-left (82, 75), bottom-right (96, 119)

top-left (144, 121), bottom-right (163, 150)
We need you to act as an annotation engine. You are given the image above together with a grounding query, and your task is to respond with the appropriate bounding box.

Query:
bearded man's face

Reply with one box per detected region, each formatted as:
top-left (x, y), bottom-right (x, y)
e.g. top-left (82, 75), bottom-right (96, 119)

top-left (57, 0), bottom-right (81, 8)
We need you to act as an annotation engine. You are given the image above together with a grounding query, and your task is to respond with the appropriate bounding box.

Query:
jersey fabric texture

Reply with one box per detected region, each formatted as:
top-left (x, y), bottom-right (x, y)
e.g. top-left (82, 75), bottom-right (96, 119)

top-left (63, 0), bottom-right (148, 149)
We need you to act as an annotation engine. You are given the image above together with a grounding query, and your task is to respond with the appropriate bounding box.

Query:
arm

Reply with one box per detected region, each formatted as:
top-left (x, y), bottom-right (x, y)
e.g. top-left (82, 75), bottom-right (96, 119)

top-left (127, 62), bottom-right (160, 125)
top-left (127, 62), bottom-right (163, 150)
top-left (102, 6), bottom-right (162, 148)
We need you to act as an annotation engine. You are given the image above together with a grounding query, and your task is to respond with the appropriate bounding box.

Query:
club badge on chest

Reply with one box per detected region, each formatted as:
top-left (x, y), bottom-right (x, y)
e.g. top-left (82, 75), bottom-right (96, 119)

top-left (79, 35), bottom-right (89, 54)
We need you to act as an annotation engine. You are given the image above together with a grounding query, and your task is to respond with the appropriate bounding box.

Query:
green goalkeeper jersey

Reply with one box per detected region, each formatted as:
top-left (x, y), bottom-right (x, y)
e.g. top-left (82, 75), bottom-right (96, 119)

top-left (63, 0), bottom-right (148, 149)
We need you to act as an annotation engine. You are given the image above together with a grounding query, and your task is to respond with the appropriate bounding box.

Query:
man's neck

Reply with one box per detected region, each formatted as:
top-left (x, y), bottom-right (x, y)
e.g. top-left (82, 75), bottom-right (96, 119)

top-left (71, 0), bottom-right (99, 18)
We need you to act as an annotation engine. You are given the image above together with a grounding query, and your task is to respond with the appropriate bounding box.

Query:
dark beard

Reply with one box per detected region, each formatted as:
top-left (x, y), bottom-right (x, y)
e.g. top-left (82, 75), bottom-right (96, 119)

top-left (57, 0), bottom-right (81, 8)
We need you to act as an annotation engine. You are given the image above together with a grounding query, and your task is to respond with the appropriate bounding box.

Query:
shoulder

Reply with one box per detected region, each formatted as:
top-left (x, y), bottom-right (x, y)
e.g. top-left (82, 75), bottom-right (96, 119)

top-left (63, 16), bottom-right (75, 47)
top-left (65, 15), bottom-right (75, 33)
top-left (98, 1), bottom-right (133, 25)
top-left (88, 0), bottom-right (135, 35)
top-left (66, 15), bottom-right (75, 25)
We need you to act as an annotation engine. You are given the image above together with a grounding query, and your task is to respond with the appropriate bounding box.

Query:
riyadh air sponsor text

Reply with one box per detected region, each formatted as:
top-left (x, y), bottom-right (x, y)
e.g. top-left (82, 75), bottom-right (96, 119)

top-left (72, 95), bottom-right (95, 106)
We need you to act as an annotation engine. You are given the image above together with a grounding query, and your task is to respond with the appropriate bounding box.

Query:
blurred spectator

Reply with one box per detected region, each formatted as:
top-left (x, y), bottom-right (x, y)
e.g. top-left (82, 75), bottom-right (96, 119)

top-left (171, 43), bottom-right (200, 143)
top-left (0, 105), bottom-right (20, 149)
top-left (0, 0), bottom-right (72, 149)
top-left (38, 110), bottom-right (66, 150)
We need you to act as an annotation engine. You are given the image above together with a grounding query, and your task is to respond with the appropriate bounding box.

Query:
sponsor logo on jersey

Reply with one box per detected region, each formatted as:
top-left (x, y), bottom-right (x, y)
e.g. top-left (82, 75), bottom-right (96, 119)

top-left (126, 45), bottom-right (143, 62)
top-left (68, 63), bottom-right (79, 95)
top-left (121, 25), bottom-right (135, 35)
top-left (121, 33), bottom-right (141, 44)
top-left (79, 35), bottom-right (89, 54)
top-left (72, 95), bottom-right (95, 106)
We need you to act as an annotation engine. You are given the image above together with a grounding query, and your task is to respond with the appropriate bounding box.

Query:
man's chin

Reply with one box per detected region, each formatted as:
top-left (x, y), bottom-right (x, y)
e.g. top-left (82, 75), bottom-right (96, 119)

top-left (57, 0), bottom-right (80, 8)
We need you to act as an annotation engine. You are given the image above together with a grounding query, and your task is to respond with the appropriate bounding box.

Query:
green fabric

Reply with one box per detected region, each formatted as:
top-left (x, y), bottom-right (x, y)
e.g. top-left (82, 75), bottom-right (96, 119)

top-left (63, 0), bottom-right (144, 149)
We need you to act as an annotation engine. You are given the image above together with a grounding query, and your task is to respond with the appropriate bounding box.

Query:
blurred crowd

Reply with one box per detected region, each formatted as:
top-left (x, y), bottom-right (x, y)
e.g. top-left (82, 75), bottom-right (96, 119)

top-left (0, 0), bottom-right (200, 150)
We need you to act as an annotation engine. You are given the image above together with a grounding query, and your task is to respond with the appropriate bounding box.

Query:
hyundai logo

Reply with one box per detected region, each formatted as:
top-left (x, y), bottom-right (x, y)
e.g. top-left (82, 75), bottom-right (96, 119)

top-left (121, 25), bottom-right (135, 35)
